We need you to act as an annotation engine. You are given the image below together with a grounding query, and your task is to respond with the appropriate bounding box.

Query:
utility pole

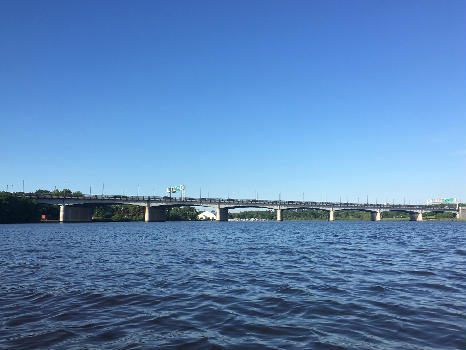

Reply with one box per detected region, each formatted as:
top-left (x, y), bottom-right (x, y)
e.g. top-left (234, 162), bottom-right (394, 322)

top-left (22, 180), bottom-right (24, 193)
top-left (102, 183), bottom-right (104, 196)
top-left (90, 186), bottom-right (92, 196)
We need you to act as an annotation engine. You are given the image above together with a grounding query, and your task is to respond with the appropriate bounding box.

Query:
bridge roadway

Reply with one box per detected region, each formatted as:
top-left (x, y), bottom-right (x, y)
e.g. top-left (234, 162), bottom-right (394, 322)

top-left (22, 194), bottom-right (465, 223)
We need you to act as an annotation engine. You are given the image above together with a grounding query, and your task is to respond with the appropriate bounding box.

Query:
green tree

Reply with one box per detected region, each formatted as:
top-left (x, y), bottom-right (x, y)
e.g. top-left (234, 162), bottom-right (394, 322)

top-left (0, 192), bottom-right (41, 223)
top-left (50, 188), bottom-right (72, 196)
top-left (167, 206), bottom-right (199, 221)
top-left (35, 189), bottom-right (51, 195)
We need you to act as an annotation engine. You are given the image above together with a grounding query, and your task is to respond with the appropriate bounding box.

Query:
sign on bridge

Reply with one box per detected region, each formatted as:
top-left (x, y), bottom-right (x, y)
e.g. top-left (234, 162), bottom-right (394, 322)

top-left (166, 185), bottom-right (186, 193)
top-left (427, 198), bottom-right (457, 205)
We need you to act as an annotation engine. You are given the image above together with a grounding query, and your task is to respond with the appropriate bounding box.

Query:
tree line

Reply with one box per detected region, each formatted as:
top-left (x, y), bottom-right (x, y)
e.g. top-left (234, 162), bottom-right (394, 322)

top-left (229, 208), bottom-right (457, 221)
top-left (92, 205), bottom-right (199, 221)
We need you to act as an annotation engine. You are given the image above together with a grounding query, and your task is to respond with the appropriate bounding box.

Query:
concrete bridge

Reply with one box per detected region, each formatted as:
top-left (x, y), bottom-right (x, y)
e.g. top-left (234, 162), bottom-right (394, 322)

top-left (21, 194), bottom-right (465, 223)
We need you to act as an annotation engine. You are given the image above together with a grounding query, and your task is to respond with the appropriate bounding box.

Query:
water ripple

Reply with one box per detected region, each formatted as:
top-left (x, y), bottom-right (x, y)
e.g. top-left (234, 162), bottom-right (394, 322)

top-left (0, 221), bottom-right (465, 349)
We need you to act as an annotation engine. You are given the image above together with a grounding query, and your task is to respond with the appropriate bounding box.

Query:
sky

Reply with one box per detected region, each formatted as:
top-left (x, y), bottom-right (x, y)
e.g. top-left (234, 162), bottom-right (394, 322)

top-left (1, 0), bottom-right (465, 203)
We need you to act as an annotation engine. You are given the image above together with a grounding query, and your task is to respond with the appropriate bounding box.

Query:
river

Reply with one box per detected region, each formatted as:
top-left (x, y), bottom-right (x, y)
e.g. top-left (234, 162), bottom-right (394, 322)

top-left (0, 221), bottom-right (465, 349)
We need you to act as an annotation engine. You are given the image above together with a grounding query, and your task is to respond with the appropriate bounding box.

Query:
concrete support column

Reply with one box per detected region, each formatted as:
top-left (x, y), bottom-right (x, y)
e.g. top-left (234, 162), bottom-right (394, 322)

top-left (371, 210), bottom-right (382, 221)
top-left (59, 205), bottom-right (92, 222)
top-left (329, 209), bottom-right (335, 222)
top-left (59, 205), bottom-right (69, 222)
top-left (216, 206), bottom-right (228, 222)
top-left (277, 209), bottom-right (283, 221)
top-left (410, 212), bottom-right (423, 221)
top-left (145, 206), bottom-right (167, 222)
top-left (457, 207), bottom-right (466, 220)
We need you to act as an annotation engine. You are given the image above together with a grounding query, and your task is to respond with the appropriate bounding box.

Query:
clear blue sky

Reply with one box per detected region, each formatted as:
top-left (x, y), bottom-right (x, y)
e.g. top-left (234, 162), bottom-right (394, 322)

top-left (1, 0), bottom-right (464, 203)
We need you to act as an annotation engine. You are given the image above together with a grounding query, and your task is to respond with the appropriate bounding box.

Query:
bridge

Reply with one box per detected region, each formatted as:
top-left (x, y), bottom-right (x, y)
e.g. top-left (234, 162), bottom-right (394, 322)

top-left (20, 194), bottom-right (465, 222)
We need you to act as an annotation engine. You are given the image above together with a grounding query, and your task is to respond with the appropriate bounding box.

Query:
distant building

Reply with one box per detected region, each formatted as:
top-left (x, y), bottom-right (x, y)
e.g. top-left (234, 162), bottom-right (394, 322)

top-left (198, 211), bottom-right (216, 220)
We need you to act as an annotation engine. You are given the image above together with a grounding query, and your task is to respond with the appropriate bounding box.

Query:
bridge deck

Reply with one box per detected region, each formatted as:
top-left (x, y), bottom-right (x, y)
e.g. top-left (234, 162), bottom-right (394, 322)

top-left (19, 194), bottom-right (459, 212)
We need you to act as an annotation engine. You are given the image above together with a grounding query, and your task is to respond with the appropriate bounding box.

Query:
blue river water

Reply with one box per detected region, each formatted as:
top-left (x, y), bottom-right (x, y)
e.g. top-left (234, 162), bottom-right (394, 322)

top-left (0, 221), bottom-right (465, 349)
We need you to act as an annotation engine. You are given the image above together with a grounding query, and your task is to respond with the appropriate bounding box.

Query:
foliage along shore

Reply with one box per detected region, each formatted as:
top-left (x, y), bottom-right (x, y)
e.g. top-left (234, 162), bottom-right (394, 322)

top-left (229, 209), bottom-right (458, 221)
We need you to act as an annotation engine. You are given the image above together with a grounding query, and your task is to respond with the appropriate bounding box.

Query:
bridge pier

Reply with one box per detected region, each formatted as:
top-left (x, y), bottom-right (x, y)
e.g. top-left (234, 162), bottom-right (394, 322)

top-left (457, 207), bottom-right (466, 220)
top-left (410, 212), bottom-right (423, 221)
top-left (59, 205), bottom-right (93, 222)
top-left (371, 210), bottom-right (382, 221)
top-left (216, 207), bottom-right (228, 222)
top-left (277, 209), bottom-right (283, 221)
top-left (145, 206), bottom-right (166, 222)
top-left (328, 209), bottom-right (335, 221)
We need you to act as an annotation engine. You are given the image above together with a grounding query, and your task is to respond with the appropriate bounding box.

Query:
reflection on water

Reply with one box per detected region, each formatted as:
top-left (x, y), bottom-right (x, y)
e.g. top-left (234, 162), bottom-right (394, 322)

top-left (0, 221), bottom-right (465, 349)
